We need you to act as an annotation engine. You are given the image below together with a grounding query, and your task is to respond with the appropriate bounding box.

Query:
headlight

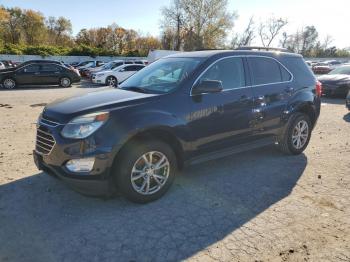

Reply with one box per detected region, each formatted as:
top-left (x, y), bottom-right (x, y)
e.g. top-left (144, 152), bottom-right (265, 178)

top-left (61, 112), bottom-right (109, 139)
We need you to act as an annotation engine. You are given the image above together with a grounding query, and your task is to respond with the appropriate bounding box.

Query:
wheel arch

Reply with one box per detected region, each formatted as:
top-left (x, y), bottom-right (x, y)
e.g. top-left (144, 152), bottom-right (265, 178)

top-left (112, 127), bottom-right (185, 170)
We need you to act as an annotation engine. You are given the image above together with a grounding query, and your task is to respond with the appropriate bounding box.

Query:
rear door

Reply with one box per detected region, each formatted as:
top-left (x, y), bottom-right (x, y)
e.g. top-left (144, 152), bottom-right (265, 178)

top-left (188, 56), bottom-right (255, 155)
top-left (247, 56), bottom-right (293, 136)
top-left (39, 64), bottom-right (62, 84)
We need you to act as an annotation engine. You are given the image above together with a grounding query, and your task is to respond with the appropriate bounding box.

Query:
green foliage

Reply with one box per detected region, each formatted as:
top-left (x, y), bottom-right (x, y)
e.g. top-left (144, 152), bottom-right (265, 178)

top-left (0, 43), bottom-right (147, 57)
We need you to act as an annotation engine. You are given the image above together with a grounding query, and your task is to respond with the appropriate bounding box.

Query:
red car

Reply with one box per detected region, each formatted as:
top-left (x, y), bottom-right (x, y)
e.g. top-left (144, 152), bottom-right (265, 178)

top-left (312, 63), bottom-right (332, 75)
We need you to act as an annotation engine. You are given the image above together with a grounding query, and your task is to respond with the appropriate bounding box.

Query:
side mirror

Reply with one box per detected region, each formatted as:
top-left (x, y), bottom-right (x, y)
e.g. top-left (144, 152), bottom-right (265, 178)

top-left (192, 80), bottom-right (223, 95)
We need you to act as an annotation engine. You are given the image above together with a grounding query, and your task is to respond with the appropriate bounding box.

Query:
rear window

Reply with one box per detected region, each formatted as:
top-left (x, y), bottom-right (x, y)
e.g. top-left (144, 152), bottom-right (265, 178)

top-left (283, 57), bottom-right (315, 85)
top-left (248, 57), bottom-right (283, 85)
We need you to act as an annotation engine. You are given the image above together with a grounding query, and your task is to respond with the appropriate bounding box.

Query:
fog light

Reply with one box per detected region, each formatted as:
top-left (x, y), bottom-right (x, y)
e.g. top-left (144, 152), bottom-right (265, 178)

top-left (66, 158), bottom-right (95, 172)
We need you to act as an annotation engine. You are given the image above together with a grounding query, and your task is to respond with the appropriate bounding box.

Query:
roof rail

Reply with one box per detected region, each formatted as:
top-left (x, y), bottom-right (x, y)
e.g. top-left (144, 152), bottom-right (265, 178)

top-left (235, 46), bottom-right (292, 53)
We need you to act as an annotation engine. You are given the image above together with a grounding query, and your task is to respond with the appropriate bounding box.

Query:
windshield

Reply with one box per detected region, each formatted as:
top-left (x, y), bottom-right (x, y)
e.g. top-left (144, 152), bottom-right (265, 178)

top-left (119, 57), bottom-right (203, 94)
top-left (329, 66), bottom-right (350, 75)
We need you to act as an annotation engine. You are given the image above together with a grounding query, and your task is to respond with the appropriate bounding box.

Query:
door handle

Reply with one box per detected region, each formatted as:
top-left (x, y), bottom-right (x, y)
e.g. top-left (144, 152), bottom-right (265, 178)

top-left (34, 72), bottom-right (40, 75)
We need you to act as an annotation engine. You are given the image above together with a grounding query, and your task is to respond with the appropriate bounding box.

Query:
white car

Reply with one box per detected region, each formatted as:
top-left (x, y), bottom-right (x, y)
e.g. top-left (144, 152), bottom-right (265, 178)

top-left (92, 64), bottom-right (145, 86)
top-left (0, 62), bottom-right (5, 70)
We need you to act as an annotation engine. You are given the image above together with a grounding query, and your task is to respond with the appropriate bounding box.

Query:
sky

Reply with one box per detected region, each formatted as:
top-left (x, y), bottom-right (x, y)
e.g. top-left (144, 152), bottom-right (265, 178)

top-left (1, 0), bottom-right (349, 48)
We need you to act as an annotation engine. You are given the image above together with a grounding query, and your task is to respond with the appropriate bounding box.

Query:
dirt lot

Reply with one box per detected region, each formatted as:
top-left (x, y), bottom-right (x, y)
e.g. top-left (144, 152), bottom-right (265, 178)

top-left (0, 82), bottom-right (349, 262)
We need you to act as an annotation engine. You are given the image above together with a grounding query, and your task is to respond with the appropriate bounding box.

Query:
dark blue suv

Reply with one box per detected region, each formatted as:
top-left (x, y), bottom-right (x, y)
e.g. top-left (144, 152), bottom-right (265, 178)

top-left (33, 48), bottom-right (321, 203)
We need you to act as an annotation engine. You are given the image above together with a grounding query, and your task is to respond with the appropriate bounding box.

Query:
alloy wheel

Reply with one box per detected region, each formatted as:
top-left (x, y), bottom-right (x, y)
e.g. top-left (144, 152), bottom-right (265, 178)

top-left (3, 79), bottom-right (15, 89)
top-left (107, 77), bottom-right (116, 87)
top-left (60, 78), bottom-right (71, 87)
top-left (130, 151), bottom-right (170, 195)
top-left (291, 120), bottom-right (309, 149)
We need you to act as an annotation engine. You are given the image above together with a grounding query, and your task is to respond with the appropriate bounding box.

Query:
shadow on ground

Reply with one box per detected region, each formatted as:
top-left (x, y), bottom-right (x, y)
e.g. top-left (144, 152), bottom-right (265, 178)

top-left (0, 146), bottom-right (307, 261)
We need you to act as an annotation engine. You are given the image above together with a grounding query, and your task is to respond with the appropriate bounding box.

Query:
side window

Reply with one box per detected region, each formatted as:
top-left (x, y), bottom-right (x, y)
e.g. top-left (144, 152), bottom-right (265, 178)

top-left (41, 64), bottom-right (60, 72)
top-left (24, 65), bottom-right (40, 73)
top-left (280, 65), bottom-right (292, 81)
top-left (248, 57), bottom-right (282, 85)
top-left (198, 57), bottom-right (246, 90)
top-left (123, 65), bottom-right (138, 71)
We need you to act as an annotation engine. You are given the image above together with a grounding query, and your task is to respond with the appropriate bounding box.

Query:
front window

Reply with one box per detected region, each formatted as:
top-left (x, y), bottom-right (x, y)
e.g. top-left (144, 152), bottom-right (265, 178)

top-left (120, 57), bottom-right (203, 94)
top-left (329, 66), bottom-right (350, 75)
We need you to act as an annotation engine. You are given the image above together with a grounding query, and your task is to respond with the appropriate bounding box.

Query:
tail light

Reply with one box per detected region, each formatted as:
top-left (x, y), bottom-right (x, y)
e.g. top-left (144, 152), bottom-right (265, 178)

top-left (316, 81), bottom-right (322, 97)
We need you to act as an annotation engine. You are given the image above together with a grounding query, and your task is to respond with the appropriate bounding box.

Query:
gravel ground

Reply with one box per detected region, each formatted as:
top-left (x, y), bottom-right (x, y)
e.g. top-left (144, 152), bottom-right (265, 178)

top-left (0, 82), bottom-right (349, 262)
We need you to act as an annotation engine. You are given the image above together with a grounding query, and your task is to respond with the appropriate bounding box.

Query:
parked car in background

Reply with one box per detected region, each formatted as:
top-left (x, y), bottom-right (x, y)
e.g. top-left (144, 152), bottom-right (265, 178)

top-left (92, 64), bottom-right (145, 86)
top-left (86, 60), bottom-right (147, 78)
top-left (325, 60), bottom-right (342, 69)
top-left (147, 49), bottom-right (182, 63)
top-left (78, 61), bottom-right (105, 77)
top-left (318, 65), bottom-right (350, 97)
top-left (0, 61), bottom-right (81, 89)
top-left (34, 48), bottom-right (321, 203)
top-left (1, 60), bottom-right (15, 68)
top-left (312, 62), bottom-right (332, 74)
top-left (0, 62), bottom-right (5, 70)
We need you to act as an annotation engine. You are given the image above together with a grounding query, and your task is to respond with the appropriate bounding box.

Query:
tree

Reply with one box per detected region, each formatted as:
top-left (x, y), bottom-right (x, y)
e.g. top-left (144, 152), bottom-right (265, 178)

top-left (161, 0), bottom-right (184, 50)
top-left (258, 16), bottom-right (288, 47)
top-left (4, 7), bottom-right (23, 44)
top-left (231, 16), bottom-right (255, 48)
top-left (21, 9), bottom-right (46, 45)
top-left (160, 0), bottom-right (236, 51)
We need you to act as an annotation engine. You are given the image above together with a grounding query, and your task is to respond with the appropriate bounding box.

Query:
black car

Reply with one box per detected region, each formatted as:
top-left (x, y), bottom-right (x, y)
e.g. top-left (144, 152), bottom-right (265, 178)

top-left (33, 48), bottom-right (321, 203)
top-left (346, 91), bottom-right (350, 110)
top-left (0, 61), bottom-right (81, 89)
top-left (318, 65), bottom-right (350, 97)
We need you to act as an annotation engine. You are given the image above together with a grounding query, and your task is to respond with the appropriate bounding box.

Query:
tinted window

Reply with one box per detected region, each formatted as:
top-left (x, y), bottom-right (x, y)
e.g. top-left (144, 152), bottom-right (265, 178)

top-left (283, 57), bottom-right (315, 85)
top-left (125, 65), bottom-right (144, 71)
top-left (248, 57), bottom-right (282, 85)
top-left (124, 61), bottom-right (133, 64)
top-left (198, 57), bottom-right (246, 90)
top-left (24, 65), bottom-right (40, 73)
top-left (280, 65), bottom-right (292, 81)
top-left (41, 64), bottom-right (61, 72)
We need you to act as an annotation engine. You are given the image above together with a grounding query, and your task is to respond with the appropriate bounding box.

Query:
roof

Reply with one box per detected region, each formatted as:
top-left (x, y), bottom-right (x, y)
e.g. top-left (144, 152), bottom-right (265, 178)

top-left (166, 49), bottom-right (302, 59)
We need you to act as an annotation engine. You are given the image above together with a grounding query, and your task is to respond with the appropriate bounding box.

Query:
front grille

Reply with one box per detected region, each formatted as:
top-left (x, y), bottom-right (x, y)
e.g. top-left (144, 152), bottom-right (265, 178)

top-left (36, 126), bottom-right (56, 155)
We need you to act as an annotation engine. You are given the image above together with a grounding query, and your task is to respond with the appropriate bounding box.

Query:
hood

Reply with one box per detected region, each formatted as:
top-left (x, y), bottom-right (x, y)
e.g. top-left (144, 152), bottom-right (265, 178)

top-left (318, 74), bottom-right (350, 83)
top-left (43, 88), bottom-right (158, 123)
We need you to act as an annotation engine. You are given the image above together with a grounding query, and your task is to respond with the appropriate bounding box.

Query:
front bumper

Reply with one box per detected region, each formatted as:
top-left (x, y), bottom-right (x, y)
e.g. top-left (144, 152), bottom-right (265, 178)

top-left (33, 150), bottom-right (115, 197)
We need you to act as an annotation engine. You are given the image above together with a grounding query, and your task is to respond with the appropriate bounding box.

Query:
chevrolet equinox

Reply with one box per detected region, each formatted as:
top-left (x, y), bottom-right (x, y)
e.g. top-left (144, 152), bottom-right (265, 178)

top-left (33, 49), bottom-right (321, 203)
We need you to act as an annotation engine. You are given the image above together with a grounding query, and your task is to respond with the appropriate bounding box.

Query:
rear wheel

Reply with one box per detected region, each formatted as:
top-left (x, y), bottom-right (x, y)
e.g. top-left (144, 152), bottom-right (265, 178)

top-left (2, 78), bottom-right (16, 89)
top-left (106, 76), bottom-right (118, 87)
top-left (114, 140), bottom-right (177, 203)
top-left (59, 77), bottom-right (71, 87)
top-left (277, 113), bottom-right (312, 155)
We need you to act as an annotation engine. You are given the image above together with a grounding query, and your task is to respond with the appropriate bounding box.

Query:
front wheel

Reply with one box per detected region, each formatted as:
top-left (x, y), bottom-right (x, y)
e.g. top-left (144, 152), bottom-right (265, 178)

top-left (114, 140), bottom-right (177, 203)
top-left (277, 113), bottom-right (312, 155)
top-left (2, 78), bottom-right (16, 89)
top-left (106, 76), bottom-right (118, 87)
top-left (59, 77), bottom-right (71, 87)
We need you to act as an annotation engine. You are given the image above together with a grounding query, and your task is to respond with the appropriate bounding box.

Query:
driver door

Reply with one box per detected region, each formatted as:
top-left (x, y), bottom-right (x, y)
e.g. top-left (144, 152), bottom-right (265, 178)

top-left (188, 57), bottom-right (255, 155)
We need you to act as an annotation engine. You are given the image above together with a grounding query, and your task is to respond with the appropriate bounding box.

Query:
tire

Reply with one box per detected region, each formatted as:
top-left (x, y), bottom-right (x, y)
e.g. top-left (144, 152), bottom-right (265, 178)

top-left (2, 78), bottom-right (16, 89)
top-left (59, 77), bottom-right (71, 87)
top-left (277, 113), bottom-right (312, 155)
top-left (105, 76), bottom-right (118, 87)
top-left (114, 140), bottom-right (177, 203)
